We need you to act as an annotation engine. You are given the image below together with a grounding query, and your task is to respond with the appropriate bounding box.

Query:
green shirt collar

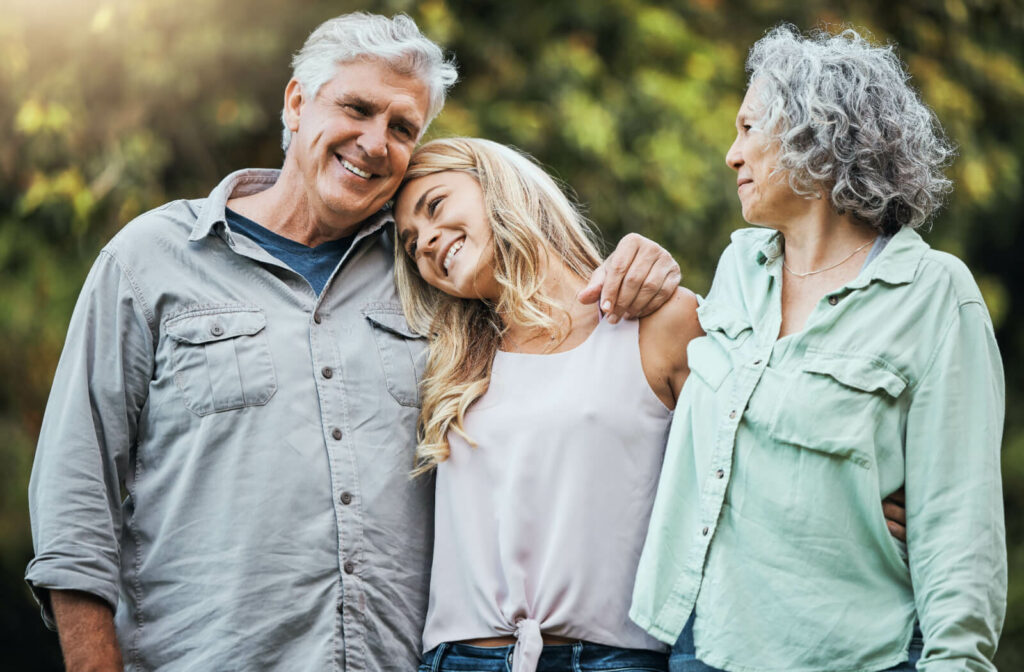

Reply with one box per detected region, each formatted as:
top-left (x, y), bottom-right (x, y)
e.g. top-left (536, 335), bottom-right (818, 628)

top-left (752, 225), bottom-right (929, 289)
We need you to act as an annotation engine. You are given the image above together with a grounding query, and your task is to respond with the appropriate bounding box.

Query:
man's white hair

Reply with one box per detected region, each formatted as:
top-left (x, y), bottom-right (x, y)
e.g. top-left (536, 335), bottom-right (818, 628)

top-left (281, 12), bottom-right (458, 151)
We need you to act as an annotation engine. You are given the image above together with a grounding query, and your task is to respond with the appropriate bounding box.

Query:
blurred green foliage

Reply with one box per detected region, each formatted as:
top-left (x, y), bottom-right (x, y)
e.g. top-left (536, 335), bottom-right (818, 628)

top-left (2, 0), bottom-right (1022, 666)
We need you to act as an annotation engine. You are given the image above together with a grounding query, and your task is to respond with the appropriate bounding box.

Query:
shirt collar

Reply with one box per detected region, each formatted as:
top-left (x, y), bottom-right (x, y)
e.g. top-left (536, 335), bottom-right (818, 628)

top-left (845, 225), bottom-right (929, 289)
top-left (188, 167), bottom-right (394, 243)
top-left (753, 225), bottom-right (928, 288)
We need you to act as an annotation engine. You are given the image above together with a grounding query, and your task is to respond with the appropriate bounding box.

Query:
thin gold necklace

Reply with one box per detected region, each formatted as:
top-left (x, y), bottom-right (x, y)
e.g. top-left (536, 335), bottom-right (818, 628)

top-left (783, 239), bottom-right (874, 278)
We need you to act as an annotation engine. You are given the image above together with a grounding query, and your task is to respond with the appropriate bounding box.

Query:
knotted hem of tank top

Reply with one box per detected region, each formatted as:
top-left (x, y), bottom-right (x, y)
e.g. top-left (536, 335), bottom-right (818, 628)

top-left (511, 618), bottom-right (543, 672)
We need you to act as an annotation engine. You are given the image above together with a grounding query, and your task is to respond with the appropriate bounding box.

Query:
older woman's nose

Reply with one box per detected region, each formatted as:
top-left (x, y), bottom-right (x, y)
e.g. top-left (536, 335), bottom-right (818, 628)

top-left (726, 136), bottom-right (743, 171)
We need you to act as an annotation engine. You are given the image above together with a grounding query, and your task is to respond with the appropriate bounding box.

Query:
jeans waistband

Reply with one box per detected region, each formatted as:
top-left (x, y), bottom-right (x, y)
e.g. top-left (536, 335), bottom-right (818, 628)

top-left (422, 641), bottom-right (668, 672)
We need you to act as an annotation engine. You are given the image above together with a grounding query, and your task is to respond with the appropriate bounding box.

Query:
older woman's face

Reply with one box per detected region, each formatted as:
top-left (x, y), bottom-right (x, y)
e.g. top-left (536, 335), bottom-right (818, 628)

top-left (725, 85), bottom-right (811, 227)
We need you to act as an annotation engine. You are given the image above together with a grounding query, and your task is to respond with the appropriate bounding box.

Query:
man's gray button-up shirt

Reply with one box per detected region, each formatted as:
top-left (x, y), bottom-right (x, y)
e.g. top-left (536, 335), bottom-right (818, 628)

top-left (26, 169), bottom-right (434, 671)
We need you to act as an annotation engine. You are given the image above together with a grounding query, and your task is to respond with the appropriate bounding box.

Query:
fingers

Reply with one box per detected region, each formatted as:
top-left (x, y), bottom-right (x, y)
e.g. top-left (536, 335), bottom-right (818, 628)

top-left (609, 236), bottom-right (681, 319)
top-left (607, 251), bottom-right (656, 322)
top-left (886, 519), bottom-right (907, 543)
top-left (630, 257), bottom-right (683, 318)
top-left (577, 265), bottom-right (606, 305)
top-left (580, 234), bottom-right (682, 321)
top-left (882, 499), bottom-right (907, 526)
top-left (882, 488), bottom-right (907, 543)
top-left (596, 236), bottom-right (641, 323)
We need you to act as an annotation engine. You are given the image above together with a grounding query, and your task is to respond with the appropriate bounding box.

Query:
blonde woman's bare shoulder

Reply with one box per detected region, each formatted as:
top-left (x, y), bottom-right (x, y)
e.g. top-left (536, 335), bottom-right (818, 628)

top-left (639, 287), bottom-right (703, 407)
top-left (640, 286), bottom-right (701, 341)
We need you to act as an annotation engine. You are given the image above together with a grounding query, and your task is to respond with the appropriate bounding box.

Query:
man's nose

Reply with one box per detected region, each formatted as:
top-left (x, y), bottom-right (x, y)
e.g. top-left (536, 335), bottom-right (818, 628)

top-left (359, 118), bottom-right (388, 159)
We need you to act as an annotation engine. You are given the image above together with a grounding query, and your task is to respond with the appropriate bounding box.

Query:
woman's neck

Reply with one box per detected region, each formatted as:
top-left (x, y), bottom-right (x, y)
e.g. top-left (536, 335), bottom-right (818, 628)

top-left (776, 206), bottom-right (877, 276)
top-left (499, 260), bottom-right (597, 354)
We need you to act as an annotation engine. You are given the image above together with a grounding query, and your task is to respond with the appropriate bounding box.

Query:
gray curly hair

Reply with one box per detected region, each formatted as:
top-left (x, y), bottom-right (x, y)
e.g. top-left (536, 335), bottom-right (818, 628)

top-left (281, 12), bottom-right (458, 152)
top-left (747, 25), bottom-right (955, 234)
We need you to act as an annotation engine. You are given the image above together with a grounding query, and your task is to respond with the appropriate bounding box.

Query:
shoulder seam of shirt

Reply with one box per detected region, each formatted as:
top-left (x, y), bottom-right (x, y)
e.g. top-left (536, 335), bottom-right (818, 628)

top-left (907, 302), bottom-right (964, 395)
top-left (916, 250), bottom-right (987, 308)
top-left (98, 248), bottom-right (157, 336)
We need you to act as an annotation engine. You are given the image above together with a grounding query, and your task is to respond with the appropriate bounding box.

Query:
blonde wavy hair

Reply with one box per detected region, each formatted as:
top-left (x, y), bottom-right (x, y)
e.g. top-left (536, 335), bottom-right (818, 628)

top-left (394, 137), bottom-right (603, 475)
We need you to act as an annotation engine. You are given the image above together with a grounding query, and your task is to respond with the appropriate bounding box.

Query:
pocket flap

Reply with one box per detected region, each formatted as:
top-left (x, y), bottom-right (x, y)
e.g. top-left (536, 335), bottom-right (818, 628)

top-left (363, 307), bottom-right (422, 339)
top-left (802, 352), bottom-right (907, 398)
top-left (697, 301), bottom-right (751, 340)
top-left (686, 336), bottom-right (732, 391)
top-left (166, 309), bottom-right (267, 345)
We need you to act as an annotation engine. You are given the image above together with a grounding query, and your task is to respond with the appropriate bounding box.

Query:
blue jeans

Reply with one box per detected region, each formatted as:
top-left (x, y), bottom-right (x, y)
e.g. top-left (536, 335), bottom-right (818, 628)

top-left (669, 614), bottom-right (923, 672)
top-left (420, 641), bottom-right (668, 672)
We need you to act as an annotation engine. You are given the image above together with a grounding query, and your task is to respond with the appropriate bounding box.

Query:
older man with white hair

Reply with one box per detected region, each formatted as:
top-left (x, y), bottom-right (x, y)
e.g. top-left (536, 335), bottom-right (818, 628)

top-left (25, 12), bottom-right (680, 672)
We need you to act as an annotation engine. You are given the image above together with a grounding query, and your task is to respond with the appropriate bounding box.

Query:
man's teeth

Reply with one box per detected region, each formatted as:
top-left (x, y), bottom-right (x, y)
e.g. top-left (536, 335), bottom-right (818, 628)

top-left (340, 158), bottom-right (372, 179)
top-left (443, 240), bottom-right (464, 272)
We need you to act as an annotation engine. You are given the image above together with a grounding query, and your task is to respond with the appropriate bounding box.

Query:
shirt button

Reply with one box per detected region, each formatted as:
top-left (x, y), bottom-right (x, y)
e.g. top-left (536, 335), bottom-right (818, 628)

top-left (343, 561), bottom-right (355, 574)
top-left (340, 492), bottom-right (353, 505)
top-left (701, 526), bottom-right (709, 536)
top-left (716, 469), bottom-right (725, 479)
top-left (753, 359), bottom-right (762, 366)
top-left (322, 366), bottom-right (333, 379)
top-left (828, 295), bottom-right (839, 306)
top-left (337, 601), bottom-right (343, 614)
top-left (729, 410), bottom-right (737, 419)
top-left (210, 324), bottom-right (224, 337)
top-left (332, 428), bottom-right (342, 440)
top-left (313, 313), bottom-right (322, 325)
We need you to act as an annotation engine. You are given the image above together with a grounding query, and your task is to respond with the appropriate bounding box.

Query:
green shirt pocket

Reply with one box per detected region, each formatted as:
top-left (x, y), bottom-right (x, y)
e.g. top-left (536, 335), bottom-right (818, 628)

top-left (769, 351), bottom-right (907, 468)
top-left (697, 301), bottom-right (753, 345)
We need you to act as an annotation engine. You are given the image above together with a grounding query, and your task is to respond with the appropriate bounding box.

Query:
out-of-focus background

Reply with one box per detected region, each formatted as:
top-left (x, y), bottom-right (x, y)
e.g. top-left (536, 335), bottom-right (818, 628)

top-left (2, 0), bottom-right (1021, 667)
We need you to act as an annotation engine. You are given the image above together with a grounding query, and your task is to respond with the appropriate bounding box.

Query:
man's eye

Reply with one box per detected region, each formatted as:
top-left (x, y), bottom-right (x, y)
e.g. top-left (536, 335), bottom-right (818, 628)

top-left (428, 196), bottom-right (444, 216)
top-left (408, 241), bottom-right (418, 257)
top-left (347, 104), bottom-right (368, 116)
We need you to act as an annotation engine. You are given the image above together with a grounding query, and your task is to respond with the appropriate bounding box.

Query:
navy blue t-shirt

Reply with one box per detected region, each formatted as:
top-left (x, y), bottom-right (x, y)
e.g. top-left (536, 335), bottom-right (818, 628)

top-left (225, 208), bottom-right (354, 296)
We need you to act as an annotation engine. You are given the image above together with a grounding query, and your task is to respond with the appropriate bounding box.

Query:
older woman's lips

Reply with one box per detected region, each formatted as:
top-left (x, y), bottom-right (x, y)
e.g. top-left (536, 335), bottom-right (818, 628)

top-left (737, 178), bottom-right (753, 189)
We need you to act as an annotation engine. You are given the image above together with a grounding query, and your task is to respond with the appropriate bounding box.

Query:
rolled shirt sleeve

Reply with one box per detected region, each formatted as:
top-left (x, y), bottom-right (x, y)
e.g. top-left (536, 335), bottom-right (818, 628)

top-left (25, 249), bottom-right (154, 627)
top-left (905, 299), bottom-right (1006, 671)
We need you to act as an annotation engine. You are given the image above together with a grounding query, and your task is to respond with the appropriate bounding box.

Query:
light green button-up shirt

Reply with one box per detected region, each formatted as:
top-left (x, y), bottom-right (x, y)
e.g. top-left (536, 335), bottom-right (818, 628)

top-left (631, 226), bottom-right (1006, 672)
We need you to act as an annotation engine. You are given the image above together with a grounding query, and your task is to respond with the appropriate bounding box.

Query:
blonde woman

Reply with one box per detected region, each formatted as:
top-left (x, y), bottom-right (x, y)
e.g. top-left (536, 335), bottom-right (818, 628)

top-left (392, 137), bottom-right (703, 672)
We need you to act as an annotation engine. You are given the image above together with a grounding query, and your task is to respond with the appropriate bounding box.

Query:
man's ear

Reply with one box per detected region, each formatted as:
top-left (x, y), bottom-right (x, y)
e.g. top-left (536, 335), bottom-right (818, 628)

top-left (283, 78), bottom-right (304, 133)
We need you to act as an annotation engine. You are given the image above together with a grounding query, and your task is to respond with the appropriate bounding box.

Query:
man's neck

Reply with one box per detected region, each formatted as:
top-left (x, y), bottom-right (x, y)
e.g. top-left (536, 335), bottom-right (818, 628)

top-left (227, 166), bottom-right (366, 247)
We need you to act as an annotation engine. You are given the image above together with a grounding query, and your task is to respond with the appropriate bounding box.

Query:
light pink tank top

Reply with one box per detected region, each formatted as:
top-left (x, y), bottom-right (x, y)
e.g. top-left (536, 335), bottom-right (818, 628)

top-left (421, 315), bottom-right (672, 672)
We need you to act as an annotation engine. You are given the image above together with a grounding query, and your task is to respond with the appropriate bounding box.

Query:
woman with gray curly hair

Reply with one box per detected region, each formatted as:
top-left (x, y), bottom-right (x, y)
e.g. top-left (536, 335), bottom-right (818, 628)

top-left (630, 25), bottom-right (1006, 672)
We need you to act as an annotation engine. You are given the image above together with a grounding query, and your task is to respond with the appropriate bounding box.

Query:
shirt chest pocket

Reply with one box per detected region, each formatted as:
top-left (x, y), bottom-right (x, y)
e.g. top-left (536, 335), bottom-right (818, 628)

top-left (165, 307), bottom-right (277, 416)
top-left (363, 306), bottom-right (426, 408)
top-left (769, 352), bottom-right (908, 468)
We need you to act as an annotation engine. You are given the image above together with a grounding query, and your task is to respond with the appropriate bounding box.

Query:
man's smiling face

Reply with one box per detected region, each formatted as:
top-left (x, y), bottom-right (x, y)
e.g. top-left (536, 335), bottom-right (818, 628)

top-left (284, 59), bottom-right (430, 231)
